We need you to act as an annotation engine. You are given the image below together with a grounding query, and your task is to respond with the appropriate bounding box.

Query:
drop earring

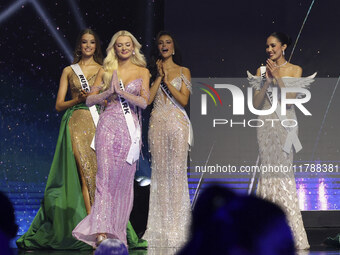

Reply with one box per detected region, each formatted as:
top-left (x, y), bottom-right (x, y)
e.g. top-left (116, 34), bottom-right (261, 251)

top-left (172, 50), bottom-right (175, 55)
top-left (282, 50), bottom-right (285, 56)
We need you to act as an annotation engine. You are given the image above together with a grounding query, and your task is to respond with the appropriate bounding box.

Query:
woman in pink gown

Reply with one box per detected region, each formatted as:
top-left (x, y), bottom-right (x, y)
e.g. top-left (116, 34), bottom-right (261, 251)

top-left (72, 30), bottom-right (150, 248)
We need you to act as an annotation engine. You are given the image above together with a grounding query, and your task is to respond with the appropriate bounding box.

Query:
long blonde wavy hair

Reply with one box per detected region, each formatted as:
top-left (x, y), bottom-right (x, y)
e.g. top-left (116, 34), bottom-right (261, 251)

top-left (102, 30), bottom-right (146, 90)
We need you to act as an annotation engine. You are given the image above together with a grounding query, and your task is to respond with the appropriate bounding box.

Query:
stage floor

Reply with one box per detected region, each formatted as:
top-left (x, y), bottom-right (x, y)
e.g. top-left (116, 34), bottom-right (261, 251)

top-left (11, 247), bottom-right (340, 255)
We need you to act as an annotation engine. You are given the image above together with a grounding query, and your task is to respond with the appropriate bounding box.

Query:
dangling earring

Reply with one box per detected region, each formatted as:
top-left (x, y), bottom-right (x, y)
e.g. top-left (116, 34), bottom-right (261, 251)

top-left (132, 50), bottom-right (136, 55)
top-left (172, 50), bottom-right (175, 55)
top-left (282, 50), bottom-right (285, 56)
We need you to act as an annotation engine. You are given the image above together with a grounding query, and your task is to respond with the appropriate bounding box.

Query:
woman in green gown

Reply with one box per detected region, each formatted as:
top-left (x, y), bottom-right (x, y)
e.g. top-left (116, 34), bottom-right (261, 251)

top-left (16, 28), bottom-right (147, 250)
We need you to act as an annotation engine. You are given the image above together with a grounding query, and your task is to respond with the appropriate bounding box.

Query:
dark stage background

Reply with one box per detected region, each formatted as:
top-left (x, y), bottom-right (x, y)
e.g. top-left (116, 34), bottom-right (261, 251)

top-left (165, 0), bottom-right (340, 211)
top-left (164, 0), bottom-right (340, 77)
top-left (0, 0), bottom-right (339, 245)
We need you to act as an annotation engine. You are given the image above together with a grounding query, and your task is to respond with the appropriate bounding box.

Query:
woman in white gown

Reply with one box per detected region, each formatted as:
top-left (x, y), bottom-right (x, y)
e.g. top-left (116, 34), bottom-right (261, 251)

top-left (248, 32), bottom-right (314, 250)
top-left (144, 31), bottom-right (192, 249)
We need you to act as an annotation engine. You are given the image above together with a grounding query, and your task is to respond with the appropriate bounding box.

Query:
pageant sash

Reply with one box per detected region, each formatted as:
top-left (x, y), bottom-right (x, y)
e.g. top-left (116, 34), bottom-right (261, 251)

top-left (71, 64), bottom-right (99, 150)
top-left (118, 80), bottom-right (141, 165)
top-left (160, 81), bottom-right (193, 146)
top-left (260, 66), bottom-right (302, 153)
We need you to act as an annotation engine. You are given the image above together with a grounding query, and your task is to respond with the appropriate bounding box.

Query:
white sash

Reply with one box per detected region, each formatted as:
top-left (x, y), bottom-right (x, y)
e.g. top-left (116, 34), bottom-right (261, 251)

top-left (118, 80), bottom-right (141, 165)
top-left (260, 66), bottom-right (302, 153)
top-left (160, 81), bottom-right (193, 146)
top-left (71, 64), bottom-right (99, 150)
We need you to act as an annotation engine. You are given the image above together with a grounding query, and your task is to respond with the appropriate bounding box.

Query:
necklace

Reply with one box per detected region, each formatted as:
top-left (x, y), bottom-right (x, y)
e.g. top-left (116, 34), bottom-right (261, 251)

top-left (275, 61), bottom-right (288, 67)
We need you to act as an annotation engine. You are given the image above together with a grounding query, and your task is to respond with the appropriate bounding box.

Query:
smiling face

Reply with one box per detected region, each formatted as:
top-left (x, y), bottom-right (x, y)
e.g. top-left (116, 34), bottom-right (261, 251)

top-left (114, 35), bottom-right (134, 60)
top-left (158, 35), bottom-right (174, 59)
top-left (266, 36), bottom-right (286, 61)
top-left (80, 33), bottom-right (96, 57)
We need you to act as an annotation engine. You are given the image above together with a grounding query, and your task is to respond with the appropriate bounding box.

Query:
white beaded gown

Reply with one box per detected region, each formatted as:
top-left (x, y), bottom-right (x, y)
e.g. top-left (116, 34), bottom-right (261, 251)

top-left (144, 70), bottom-right (192, 248)
top-left (247, 72), bottom-right (316, 250)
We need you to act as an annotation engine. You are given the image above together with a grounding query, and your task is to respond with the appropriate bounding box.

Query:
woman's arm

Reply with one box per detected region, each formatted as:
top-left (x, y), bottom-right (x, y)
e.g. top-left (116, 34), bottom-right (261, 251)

top-left (115, 68), bottom-right (150, 109)
top-left (55, 66), bottom-right (87, 112)
top-left (148, 59), bottom-right (163, 105)
top-left (252, 67), bottom-right (271, 109)
top-left (86, 68), bottom-right (114, 107)
top-left (91, 67), bottom-right (105, 93)
top-left (163, 67), bottom-right (191, 107)
top-left (140, 68), bottom-right (151, 107)
top-left (267, 60), bottom-right (302, 99)
top-left (148, 76), bottom-right (162, 105)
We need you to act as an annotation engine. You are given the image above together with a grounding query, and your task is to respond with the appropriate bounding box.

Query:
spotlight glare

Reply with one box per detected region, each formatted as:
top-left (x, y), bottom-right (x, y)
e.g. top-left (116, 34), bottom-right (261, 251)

top-left (29, 0), bottom-right (73, 62)
top-left (0, 0), bottom-right (28, 24)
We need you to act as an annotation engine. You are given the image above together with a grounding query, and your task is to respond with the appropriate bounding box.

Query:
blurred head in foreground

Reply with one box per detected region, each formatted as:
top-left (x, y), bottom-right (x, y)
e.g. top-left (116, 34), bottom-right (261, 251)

top-left (95, 238), bottom-right (128, 255)
top-left (179, 185), bottom-right (294, 255)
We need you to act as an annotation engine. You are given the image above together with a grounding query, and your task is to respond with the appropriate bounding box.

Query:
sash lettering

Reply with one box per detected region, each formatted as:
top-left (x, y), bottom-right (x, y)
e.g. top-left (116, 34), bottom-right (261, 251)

top-left (118, 79), bottom-right (141, 164)
top-left (71, 64), bottom-right (99, 150)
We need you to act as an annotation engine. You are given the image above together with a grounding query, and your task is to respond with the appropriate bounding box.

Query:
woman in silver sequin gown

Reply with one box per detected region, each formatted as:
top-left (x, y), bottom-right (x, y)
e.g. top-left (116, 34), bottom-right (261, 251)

top-left (144, 31), bottom-right (192, 248)
top-left (252, 32), bottom-right (309, 250)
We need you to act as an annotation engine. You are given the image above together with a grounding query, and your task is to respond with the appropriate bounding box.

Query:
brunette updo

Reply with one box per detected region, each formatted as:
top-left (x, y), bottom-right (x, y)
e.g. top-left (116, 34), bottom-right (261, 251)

top-left (269, 32), bottom-right (292, 47)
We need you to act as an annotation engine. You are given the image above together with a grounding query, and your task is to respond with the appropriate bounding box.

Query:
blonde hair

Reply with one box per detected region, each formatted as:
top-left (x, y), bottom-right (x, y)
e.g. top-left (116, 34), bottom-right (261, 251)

top-left (102, 30), bottom-right (146, 90)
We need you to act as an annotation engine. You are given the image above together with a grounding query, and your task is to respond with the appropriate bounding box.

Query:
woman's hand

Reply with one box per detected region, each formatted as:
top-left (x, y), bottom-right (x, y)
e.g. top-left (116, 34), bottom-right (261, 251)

top-left (77, 89), bottom-right (88, 103)
top-left (114, 78), bottom-right (123, 95)
top-left (157, 59), bottom-right (164, 78)
top-left (108, 70), bottom-right (119, 94)
top-left (109, 75), bottom-right (116, 94)
top-left (266, 59), bottom-right (280, 80)
top-left (163, 66), bottom-right (169, 86)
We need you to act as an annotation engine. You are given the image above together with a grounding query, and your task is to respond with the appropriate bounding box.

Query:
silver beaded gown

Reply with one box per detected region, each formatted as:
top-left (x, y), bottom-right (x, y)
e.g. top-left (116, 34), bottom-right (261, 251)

top-left (247, 72), bottom-right (316, 250)
top-left (144, 70), bottom-right (192, 248)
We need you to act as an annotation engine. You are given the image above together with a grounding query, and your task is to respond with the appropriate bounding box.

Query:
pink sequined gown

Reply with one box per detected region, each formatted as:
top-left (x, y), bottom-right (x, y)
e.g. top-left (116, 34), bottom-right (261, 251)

top-left (72, 79), bottom-right (142, 247)
top-left (144, 72), bottom-right (192, 248)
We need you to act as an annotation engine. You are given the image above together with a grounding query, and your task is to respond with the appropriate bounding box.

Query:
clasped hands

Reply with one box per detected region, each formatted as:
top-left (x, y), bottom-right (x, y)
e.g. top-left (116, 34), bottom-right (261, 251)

top-left (108, 70), bottom-right (124, 96)
top-left (156, 59), bottom-right (170, 85)
top-left (262, 59), bottom-right (284, 89)
top-left (265, 59), bottom-right (281, 82)
top-left (77, 89), bottom-right (88, 103)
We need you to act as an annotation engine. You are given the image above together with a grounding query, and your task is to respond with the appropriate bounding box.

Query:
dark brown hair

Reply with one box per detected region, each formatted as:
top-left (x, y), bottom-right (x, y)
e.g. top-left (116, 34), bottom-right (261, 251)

top-left (149, 31), bottom-right (182, 82)
top-left (72, 28), bottom-right (103, 65)
top-left (269, 32), bottom-right (292, 48)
